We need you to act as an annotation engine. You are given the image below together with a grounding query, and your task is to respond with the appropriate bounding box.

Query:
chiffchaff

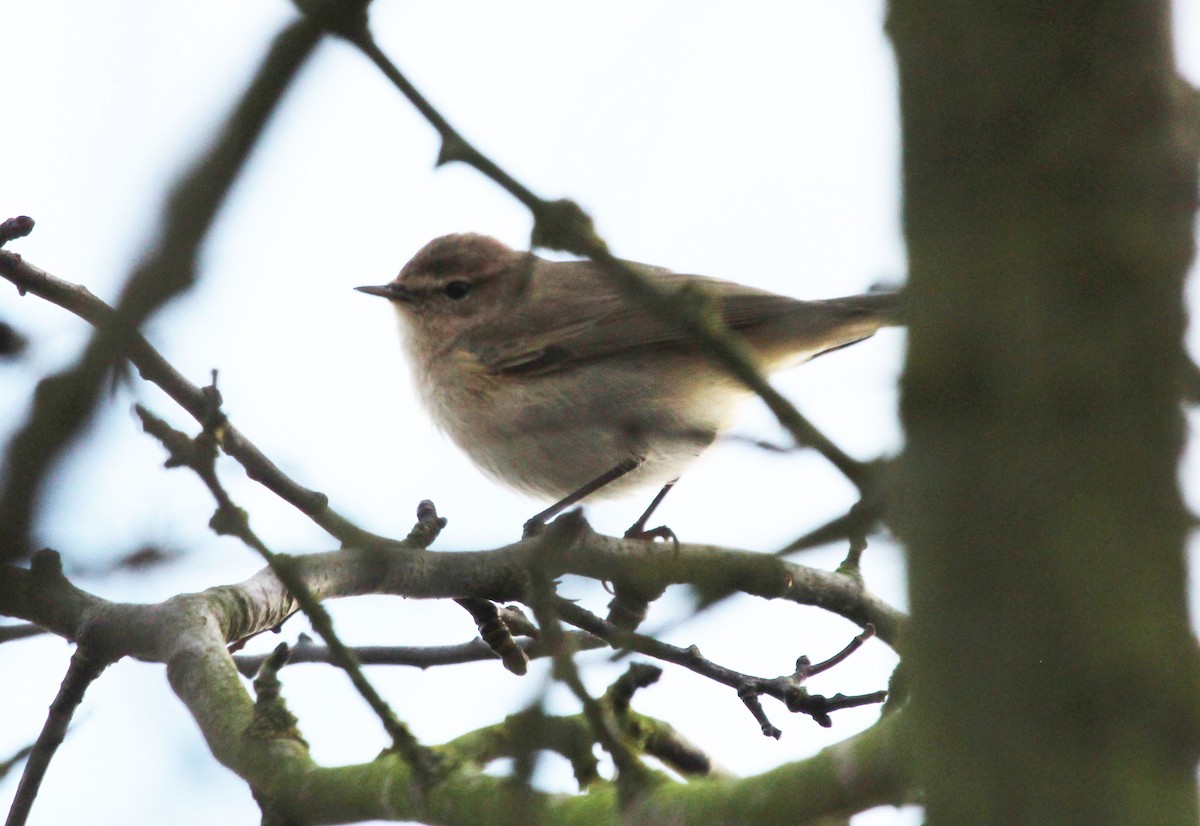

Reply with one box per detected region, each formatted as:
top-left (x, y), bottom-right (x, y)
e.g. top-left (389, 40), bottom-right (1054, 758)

top-left (357, 234), bottom-right (898, 534)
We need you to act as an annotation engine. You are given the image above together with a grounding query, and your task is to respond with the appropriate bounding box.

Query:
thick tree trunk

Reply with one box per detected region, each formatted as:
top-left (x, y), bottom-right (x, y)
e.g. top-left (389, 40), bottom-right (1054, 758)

top-left (890, 3), bottom-right (1200, 823)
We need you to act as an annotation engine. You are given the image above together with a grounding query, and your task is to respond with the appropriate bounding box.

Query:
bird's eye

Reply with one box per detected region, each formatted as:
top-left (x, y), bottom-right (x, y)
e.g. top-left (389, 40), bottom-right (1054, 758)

top-left (444, 280), bottom-right (472, 300)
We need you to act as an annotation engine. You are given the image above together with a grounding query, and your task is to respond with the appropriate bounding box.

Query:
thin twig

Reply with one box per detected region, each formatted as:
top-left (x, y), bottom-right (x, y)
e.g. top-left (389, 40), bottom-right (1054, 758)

top-left (5, 647), bottom-right (109, 826)
top-left (231, 630), bottom-right (606, 677)
top-left (803, 624), bottom-right (876, 678)
top-left (776, 503), bottom-right (879, 557)
top-left (556, 598), bottom-right (885, 737)
top-left (0, 745), bottom-right (34, 783)
top-left (0, 624), bottom-right (47, 645)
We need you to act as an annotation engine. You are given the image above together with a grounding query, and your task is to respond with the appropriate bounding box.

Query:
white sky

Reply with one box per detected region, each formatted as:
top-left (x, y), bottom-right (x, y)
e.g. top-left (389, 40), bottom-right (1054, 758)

top-left (1, 2), bottom-right (1197, 824)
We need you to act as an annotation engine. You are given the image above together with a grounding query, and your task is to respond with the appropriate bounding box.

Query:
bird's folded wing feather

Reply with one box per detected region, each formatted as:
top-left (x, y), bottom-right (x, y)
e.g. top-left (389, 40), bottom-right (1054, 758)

top-left (467, 260), bottom-right (893, 377)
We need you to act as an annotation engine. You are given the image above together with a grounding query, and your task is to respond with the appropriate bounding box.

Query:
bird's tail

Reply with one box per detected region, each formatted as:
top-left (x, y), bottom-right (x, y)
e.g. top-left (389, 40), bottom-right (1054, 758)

top-left (755, 289), bottom-right (903, 369)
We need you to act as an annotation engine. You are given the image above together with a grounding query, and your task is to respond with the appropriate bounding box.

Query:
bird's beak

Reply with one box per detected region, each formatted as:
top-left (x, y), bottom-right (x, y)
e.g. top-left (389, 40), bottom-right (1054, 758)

top-left (355, 283), bottom-right (412, 302)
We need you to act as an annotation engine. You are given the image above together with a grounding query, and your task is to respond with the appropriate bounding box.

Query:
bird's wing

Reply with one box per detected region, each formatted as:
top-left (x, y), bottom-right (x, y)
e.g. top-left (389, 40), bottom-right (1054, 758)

top-left (466, 258), bottom-right (883, 377)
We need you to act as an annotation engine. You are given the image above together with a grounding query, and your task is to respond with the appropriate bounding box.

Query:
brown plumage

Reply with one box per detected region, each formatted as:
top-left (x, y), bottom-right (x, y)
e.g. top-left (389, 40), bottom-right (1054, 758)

top-left (358, 233), bottom-right (899, 503)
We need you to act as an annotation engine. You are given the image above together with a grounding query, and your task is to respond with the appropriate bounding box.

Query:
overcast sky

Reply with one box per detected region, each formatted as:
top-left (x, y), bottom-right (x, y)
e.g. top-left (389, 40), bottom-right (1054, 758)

top-left (1, 3), bottom-right (1197, 824)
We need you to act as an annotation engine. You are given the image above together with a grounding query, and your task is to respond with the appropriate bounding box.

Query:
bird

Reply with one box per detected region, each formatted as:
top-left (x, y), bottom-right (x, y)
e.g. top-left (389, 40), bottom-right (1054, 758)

top-left (357, 233), bottom-right (899, 537)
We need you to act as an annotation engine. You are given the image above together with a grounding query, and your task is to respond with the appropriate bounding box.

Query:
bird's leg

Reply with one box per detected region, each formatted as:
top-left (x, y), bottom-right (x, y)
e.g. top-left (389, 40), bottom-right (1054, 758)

top-left (523, 457), bottom-right (641, 537)
top-left (624, 479), bottom-right (678, 542)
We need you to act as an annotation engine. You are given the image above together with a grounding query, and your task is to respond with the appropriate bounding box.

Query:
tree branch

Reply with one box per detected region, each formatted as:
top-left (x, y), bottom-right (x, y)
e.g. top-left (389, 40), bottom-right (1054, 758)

top-left (231, 630), bottom-right (607, 677)
top-left (556, 599), bottom-right (886, 738)
top-left (2, 517), bottom-right (904, 667)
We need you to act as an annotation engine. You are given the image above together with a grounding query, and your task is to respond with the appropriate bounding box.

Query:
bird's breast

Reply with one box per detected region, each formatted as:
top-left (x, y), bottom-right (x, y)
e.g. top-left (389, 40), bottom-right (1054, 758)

top-left (410, 347), bottom-right (751, 500)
